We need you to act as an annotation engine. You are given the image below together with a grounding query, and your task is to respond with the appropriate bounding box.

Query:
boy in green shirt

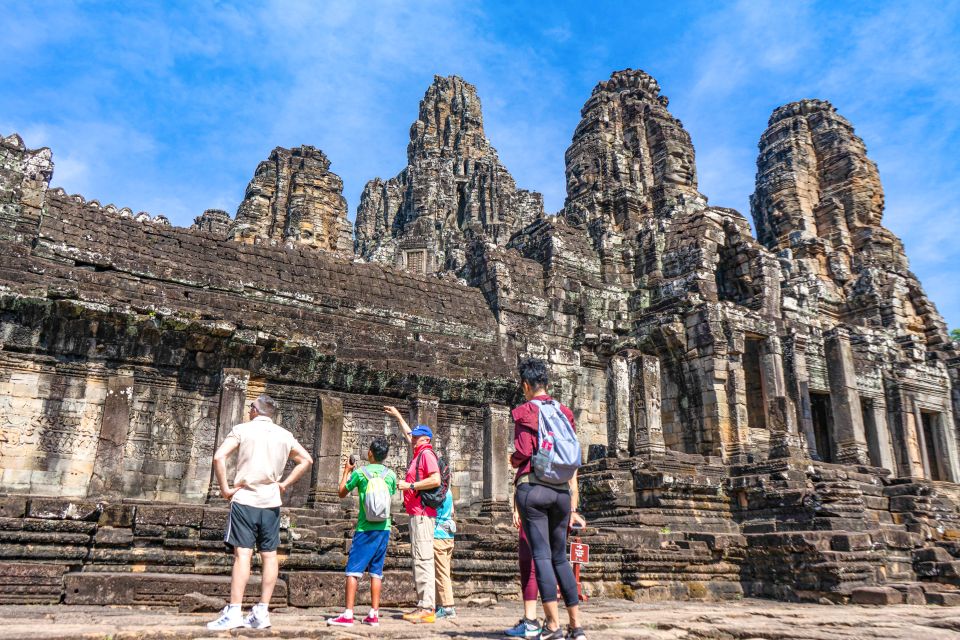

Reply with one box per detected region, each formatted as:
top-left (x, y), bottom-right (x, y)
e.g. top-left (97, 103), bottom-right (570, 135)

top-left (328, 437), bottom-right (397, 627)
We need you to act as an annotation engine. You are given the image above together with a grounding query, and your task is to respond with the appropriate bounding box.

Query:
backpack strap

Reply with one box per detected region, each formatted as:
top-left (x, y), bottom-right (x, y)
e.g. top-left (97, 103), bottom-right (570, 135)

top-left (360, 466), bottom-right (371, 480)
top-left (413, 448), bottom-right (439, 483)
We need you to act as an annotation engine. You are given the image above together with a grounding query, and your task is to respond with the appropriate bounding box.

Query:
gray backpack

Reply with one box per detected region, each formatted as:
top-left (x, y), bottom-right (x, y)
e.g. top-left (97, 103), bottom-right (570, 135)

top-left (531, 399), bottom-right (582, 486)
top-left (361, 466), bottom-right (392, 522)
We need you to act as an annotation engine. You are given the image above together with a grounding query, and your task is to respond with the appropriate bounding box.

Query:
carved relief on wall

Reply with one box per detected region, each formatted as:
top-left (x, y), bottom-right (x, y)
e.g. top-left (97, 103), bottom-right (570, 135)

top-left (125, 391), bottom-right (217, 463)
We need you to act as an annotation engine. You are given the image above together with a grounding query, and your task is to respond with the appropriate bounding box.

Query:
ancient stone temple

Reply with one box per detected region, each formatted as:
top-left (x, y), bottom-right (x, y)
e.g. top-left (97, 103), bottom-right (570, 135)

top-left (1, 68), bottom-right (959, 608)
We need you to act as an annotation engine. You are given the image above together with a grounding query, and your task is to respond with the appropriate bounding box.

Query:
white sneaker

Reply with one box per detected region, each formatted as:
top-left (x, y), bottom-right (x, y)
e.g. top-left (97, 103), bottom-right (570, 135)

top-left (245, 603), bottom-right (271, 629)
top-left (206, 605), bottom-right (246, 630)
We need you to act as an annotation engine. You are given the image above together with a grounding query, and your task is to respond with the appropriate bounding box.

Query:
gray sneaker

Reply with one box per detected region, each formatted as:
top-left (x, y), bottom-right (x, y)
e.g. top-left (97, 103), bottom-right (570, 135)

top-left (206, 605), bottom-right (245, 630)
top-left (245, 603), bottom-right (271, 629)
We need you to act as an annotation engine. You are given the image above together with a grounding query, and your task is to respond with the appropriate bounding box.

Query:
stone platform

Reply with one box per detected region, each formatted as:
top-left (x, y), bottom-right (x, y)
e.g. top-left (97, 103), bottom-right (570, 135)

top-left (3, 599), bottom-right (960, 639)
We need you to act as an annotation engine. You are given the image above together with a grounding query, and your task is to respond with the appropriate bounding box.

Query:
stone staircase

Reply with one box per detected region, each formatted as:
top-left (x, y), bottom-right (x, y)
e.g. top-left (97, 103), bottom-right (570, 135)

top-left (0, 494), bottom-right (524, 608)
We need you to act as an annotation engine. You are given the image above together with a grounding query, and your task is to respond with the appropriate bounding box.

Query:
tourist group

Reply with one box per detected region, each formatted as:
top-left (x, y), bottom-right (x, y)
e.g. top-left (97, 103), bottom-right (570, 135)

top-left (204, 357), bottom-right (587, 639)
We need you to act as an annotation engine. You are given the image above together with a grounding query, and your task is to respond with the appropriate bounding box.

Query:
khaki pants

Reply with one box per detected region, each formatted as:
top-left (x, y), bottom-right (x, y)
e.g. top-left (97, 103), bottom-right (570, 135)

top-left (434, 538), bottom-right (455, 607)
top-left (409, 515), bottom-right (436, 610)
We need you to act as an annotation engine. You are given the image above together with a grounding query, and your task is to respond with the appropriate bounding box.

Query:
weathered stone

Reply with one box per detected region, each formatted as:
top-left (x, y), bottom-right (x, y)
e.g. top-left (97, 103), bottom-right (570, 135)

top-left (64, 572), bottom-right (287, 606)
top-left (850, 586), bottom-right (903, 605)
top-left (234, 145), bottom-right (352, 253)
top-left (355, 75), bottom-right (543, 274)
top-left (178, 591), bottom-right (225, 613)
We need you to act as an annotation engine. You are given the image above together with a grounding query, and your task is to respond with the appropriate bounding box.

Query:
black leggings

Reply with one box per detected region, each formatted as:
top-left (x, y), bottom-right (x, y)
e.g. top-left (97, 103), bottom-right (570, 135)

top-left (516, 482), bottom-right (578, 606)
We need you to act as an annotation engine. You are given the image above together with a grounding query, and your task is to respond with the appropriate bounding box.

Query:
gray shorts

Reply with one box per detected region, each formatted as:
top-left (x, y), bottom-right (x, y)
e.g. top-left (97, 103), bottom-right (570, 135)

top-left (224, 502), bottom-right (281, 552)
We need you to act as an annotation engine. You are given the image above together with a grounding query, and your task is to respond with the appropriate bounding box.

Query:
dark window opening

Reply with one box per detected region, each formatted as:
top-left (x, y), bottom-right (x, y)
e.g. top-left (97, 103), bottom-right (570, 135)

top-left (921, 411), bottom-right (945, 481)
top-left (860, 398), bottom-right (882, 468)
top-left (744, 338), bottom-right (766, 430)
top-left (810, 392), bottom-right (834, 462)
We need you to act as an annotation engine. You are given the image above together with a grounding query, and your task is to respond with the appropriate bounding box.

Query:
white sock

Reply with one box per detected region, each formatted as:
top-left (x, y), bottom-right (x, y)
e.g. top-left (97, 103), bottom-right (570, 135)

top-left (256, 602), bottom-right (268, 610)
top-left (343, 608), bottom-right (354, 618)
top-left (227, 603), bottom-right (241, 614)
top-left (368, 608), bottom-right (378, 617)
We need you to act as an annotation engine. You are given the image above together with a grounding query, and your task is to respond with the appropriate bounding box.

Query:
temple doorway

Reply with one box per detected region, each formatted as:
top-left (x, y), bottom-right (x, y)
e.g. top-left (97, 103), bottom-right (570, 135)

top-left (860, 398), bottom-right (882, 468)
top-left (744, 338), bottom-right (766, 430)
top-left (920, 411), bottom-right (945, 481)
top-left (810, 392), bottom-right (834, 462)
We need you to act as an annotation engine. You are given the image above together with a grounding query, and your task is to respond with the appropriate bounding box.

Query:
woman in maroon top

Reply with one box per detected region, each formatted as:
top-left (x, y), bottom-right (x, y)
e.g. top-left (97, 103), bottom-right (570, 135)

top-left (511, 358), bottom-right (587, 640)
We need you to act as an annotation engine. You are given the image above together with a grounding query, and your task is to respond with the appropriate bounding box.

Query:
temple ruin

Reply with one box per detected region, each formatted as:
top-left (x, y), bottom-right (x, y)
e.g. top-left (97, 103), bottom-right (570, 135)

top-left (1, 69), bottom-right (959, 607)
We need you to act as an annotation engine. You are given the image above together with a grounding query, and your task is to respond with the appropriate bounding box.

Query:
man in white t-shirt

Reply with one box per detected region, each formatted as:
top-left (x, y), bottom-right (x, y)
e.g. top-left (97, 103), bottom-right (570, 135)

top-left (206, 394), bottom-right (313, 631)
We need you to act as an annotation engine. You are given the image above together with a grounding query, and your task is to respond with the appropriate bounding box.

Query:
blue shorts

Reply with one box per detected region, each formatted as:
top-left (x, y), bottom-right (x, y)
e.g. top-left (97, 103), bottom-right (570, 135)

top-left (345, 530), bottom-right (390, 579)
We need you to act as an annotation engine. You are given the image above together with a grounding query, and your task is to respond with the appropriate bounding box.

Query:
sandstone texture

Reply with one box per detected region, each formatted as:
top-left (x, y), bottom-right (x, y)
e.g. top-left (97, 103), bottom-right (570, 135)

top-left (0, 68), bottom-right (959, 611)
top-left (234, 145), bottom-right (353, 252)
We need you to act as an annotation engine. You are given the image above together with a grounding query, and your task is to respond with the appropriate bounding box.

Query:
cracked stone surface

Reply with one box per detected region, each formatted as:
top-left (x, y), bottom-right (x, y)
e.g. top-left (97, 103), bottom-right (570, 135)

top-left (2, 600), bottom-right (960, 639)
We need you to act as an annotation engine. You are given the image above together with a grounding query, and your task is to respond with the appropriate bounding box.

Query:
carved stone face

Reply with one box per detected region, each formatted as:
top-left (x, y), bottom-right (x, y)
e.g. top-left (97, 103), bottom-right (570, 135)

top-left (566, 154), bottom-right (602, 198)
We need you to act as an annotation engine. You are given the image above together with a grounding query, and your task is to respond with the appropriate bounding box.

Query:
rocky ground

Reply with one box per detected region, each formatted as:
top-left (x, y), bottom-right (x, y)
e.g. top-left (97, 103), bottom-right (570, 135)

top-left (2, 599), bottom-right (960, 640)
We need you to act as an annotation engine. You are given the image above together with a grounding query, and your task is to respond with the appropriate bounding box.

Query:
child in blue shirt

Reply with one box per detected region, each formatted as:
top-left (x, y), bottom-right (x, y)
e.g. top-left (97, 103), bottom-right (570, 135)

top-left (433, 491), bottom-right (456, 618)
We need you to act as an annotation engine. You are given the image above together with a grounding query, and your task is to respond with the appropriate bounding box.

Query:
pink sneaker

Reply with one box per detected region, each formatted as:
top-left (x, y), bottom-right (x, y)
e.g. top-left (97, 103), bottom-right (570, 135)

top-left (327, 613), bottom-right (355, 626)
top-left (362, 612), bottom-right (380, 626)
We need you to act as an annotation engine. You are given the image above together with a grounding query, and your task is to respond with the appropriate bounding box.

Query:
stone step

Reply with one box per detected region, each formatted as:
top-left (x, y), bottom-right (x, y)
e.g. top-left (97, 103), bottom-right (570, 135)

top-left (63, 571), bottom-right (288, 606)
top-left (0, 562), bottom-right (67, 605)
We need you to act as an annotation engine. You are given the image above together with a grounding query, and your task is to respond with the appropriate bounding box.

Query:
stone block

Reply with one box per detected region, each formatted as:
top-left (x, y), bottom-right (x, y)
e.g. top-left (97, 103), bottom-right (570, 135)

top-left (135, 505), bottom-right (203, 528)
top-left (64, 572), bottom-right (287, 606)
top-left (850, 586), bottom-right (903, 605)
top-left (179, 591), bottom-right (225, 613)
top-left (0, 562), bottom-right (67, 604)
top-left (286, 569), bottom-right (414, 608)
top-left (93, 526), bottom-right (134, 546)
top-left (97, 504), bottom-right (135, 528)
top-left (831, 533), bottom-right (872, 552)
top-left (888, 583), bottom-right (924, 605)
top-left (914, 546), bottom-right (953, 563)
top-left (27, 499), bottom-right (102, 521)
top-left (0, 498), bottom-right (27, 519)
top-left (925, 591), bottom-right (960, 606)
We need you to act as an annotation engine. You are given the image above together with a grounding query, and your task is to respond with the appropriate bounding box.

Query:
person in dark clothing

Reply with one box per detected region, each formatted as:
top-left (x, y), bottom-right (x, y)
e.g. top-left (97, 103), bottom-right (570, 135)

top-left (511, 358), bottom-right (587, 640)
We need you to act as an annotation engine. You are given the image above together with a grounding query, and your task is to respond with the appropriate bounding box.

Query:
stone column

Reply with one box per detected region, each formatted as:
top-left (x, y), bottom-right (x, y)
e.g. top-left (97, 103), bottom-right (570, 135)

top-left (629, 353), bottom-right (665, 458)
top-left (606, 353), bottom-right (631, 457)
top-left (936, 403), bottom-right (960, 482)
top-left (307, 395), bottom-right (345, 507)
top-left (913, 402), bottom-right (932, 479)
top-left (785, 334), bottom-right (817, 460)
top-left (863, 396), bottom-right (896, 473)
top-left (482, 403), bottom-right (511, 514)
top-left (761, 337), bottom-right (804, 458)
top-left (890, 387), bottom-right (926, 478)
top-left (206, 368), bottom-right (249, 503)
top-left (86, 374), bottom-right (135, 499)
top-left (724, 354), bottom-right (752, 463)
top-left (825, 328), bottom-right (869, 464)
top-left (409, 395), bottom-right (439, 430)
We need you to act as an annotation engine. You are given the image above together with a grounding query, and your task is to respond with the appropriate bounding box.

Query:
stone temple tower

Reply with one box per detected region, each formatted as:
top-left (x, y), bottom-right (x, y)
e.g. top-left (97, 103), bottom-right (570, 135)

top-left (355, 75), bottom-right (543, 274)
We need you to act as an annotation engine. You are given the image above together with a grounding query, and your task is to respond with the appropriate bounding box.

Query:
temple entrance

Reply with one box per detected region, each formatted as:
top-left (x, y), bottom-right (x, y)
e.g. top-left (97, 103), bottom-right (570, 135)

top-left (810, 392), bottom-right (834, 462)
top-left (744, 338), bottom-right (766, 430)
top-left (920, 411), bottom-right (945, 481)
top-left (659, 357), bottom-right (696, 454)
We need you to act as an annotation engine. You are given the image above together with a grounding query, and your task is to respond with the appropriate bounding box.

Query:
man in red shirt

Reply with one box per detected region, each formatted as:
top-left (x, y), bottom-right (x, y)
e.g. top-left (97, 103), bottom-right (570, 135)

top-left (511, 358), bottom-right (587, 640)
top-left (384, 405), bottom-right (441, 624)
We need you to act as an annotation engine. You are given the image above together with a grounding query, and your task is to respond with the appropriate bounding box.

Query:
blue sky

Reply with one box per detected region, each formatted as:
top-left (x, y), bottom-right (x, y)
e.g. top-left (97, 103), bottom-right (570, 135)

top-left (3, 1), bottom-right (959, 328)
